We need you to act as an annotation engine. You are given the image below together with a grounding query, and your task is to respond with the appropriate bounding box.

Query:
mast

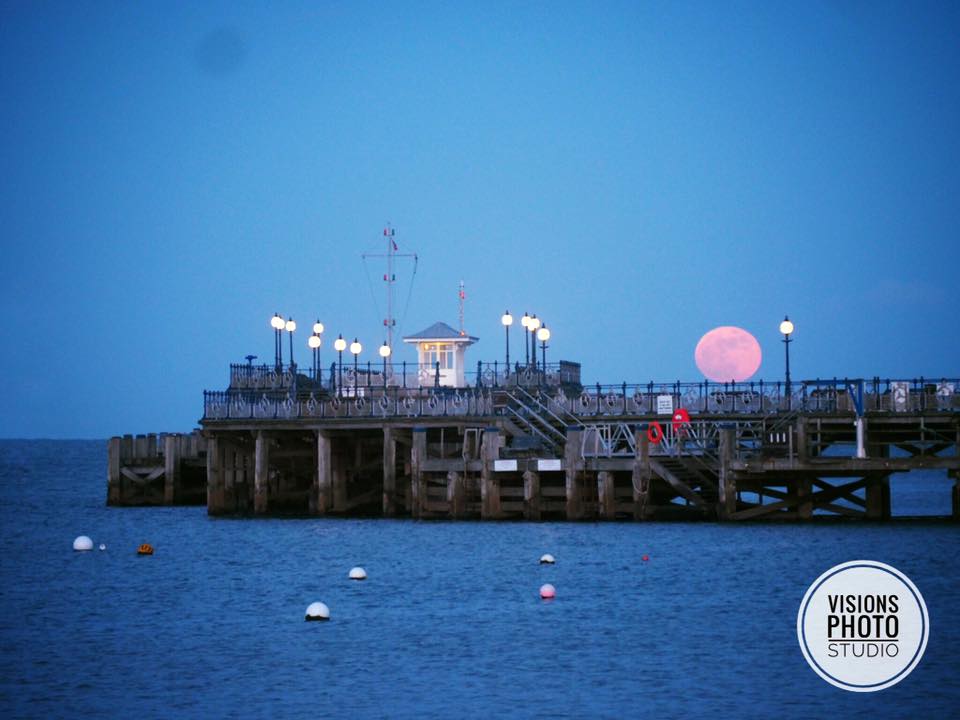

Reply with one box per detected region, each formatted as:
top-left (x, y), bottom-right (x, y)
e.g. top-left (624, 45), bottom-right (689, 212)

top-left (386, 225), bottom-right (395, 349)
top-left (458, 280), bottom-right (466, 336)
top-left (362, 224), bottom-right (416, 349)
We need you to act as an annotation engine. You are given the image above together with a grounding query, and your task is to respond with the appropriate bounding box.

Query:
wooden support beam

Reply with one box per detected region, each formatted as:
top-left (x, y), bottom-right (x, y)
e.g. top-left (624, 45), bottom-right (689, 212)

top-left (383, 427), bottom-right (397, 517)
top-left (314, 430), bottom-right (332, 515)
top-left (865, 474), bottom-right (891, 520)
top-left (164, 434), bottom-right (180, 505)
top-left (811, 478), bottom-right (866, 507)
top-left (447, 471), bottom-right (466, 518)
top-left (107, 437), bottom-right (121, 505)
top-left (411, 428), bottom-right (426, 519)
top-left (523, 470), bottom-right (540, 521)
top-left (952, 473), bottom-right (959, 522)
top-left (254, 431), bottom-right (269, 515)
top-left (730, 477), bottom-right (871, 521)
top-left (632, 425), bottom-right (649, 520)
top-left (564, 427), bottom-right (583, 520)
top-left (796, 418), bottom-right (808, 460)
top-left (480, 427), bottom-right (501, 519)
top-left (649, 459), bottom-right (705, 509)
top-left (206, 435), bottom-right (222, 514)
top-left (598, 471), bottom-right (616, 519)
top-left (222, 439), bottom-right (237, 513)
top-left (718, 425), bottom-right (736, 520)
top-left (761, 485), bottom-right (864, 518)
top-left (796, 475), bottom-right (812, 520)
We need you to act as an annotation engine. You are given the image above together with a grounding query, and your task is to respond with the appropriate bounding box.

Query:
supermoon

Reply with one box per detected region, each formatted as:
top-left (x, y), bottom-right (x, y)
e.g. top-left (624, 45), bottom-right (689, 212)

top-left (695, 327), bottom-right (762, 382)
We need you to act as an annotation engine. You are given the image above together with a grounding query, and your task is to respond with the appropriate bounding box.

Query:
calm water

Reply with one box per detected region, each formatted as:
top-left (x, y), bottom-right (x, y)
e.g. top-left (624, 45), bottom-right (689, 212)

top-left (0, 440), bottom-right (958, 719)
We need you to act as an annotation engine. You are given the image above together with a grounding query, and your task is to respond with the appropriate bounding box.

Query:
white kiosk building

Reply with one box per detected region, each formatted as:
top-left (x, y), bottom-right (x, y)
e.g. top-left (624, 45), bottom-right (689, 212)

top-left (402, 321), bottom-right (478, 388)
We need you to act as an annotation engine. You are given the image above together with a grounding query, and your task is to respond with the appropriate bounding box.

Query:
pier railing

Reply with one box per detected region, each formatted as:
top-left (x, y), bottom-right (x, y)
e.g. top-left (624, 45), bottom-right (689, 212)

top-left (205, 376), bottom-right (959, 422)
top-left (229, 360), bottom-right (579, 392)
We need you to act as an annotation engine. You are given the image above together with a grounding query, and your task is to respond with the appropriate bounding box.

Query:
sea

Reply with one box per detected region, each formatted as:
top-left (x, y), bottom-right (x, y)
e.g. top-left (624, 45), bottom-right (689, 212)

top-left (0, 439), bottom-right (958, 719)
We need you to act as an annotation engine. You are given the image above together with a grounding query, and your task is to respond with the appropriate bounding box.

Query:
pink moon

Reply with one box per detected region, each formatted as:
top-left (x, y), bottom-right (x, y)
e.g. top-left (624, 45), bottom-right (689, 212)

top-left (695, 327), bottom-right (762, 382)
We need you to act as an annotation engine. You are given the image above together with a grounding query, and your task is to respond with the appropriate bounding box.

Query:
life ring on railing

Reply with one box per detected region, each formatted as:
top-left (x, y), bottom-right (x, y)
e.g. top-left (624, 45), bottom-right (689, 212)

top-left (671, 408), bottom-right (690, 432)
top-left (647, 422), bottom-right (664, 444)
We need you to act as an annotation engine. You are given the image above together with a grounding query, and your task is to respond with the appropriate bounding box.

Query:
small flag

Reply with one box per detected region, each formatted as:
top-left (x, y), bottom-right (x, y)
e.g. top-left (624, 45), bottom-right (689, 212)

top-left (392, 239), bottom-right (398, 251)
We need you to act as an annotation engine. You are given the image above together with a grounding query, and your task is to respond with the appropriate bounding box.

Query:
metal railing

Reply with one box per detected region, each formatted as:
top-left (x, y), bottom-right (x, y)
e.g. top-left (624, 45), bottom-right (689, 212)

top-left (207, 374), bottom-right (960, 422)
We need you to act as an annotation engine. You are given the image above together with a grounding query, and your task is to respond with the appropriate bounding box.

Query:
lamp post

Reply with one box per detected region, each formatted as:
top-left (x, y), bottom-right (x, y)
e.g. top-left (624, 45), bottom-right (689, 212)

top-left (537, 325), bottom-right (550, 385)
top-left (501, 310), bottom-right (513, 377)
top-left (350, 338), bottom-right (362, 397)
top-left (271, 313), bottom-right (284, 369)
top-left (334, 334), bottom-right (347, 397)
top-left (780, 315), bottom-right (794, 410)
top-left (379, 342), bottom-right (391, 388)
top-left (285, 317), bottom-right (296, 370)
top-left (308, 334), bottom-right (321, 382)
top-left (528, 315), bottom-right (541, 372)
top-left (521, 312), bottom-right (530, 365)
top-left (312, 320), bottom-right (324, 384)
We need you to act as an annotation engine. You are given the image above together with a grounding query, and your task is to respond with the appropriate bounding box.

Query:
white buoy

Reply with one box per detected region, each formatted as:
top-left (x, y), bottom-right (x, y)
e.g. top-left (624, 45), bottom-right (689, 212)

top-left (73, 536), bottom-right (93, 552)
top-left (305, 602), bottom-right (330, 621)
top-left (540, 583), bottom-right (556, 600)
top-left (99, 544), bottom-right (107, 551)
top-left (349, 566), bottom-right (367, 581)
top-left (539, 553), bottom-right (555, 564)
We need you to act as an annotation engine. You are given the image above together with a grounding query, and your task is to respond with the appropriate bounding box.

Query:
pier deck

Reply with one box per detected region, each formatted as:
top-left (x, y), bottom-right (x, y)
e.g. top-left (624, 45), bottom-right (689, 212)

top-left (110, 368), bottom-right (960, 520)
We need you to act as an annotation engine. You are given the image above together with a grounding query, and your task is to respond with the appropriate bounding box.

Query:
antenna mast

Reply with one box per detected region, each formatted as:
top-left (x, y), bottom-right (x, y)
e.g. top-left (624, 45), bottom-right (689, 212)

top-left (362, 224), bottom-right (417, 349)
top-left (458, 280), bottom-right (466, 336)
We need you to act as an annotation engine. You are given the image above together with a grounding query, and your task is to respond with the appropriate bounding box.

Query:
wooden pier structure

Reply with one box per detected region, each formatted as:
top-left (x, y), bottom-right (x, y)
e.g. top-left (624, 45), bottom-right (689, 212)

top-left (111, 365), bottom-right (960, 521)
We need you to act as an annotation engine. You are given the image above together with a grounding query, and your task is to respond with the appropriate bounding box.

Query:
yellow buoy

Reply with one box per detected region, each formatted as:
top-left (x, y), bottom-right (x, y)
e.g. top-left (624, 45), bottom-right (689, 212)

top-left (137, 543), bottom-right (154, 556)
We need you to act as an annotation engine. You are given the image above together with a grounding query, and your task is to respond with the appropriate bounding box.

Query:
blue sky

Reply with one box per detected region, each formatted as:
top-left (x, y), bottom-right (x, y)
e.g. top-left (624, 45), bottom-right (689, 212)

top-left (1, 1), bottom-right (958, 438)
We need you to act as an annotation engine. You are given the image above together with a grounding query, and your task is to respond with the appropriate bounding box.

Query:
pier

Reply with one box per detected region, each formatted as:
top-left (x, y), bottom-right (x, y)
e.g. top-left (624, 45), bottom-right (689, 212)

top-left (111, 364), bottom-right (960, 521)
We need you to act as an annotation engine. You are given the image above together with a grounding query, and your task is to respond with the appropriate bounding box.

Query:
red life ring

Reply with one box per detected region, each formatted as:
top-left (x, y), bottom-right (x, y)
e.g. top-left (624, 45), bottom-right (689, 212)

top-left (647, 422), bottom-right (663, 444)
top-left (672, 408), bottom-right (690, 432)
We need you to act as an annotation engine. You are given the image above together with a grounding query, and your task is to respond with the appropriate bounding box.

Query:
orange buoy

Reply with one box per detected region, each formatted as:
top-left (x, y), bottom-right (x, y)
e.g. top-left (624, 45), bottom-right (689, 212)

top-left (137, 543), bottom-right (154, 556)
top-left (642, 554), bottom-right (650, 562)
top-left (647, 422), bottom-right (664, 444)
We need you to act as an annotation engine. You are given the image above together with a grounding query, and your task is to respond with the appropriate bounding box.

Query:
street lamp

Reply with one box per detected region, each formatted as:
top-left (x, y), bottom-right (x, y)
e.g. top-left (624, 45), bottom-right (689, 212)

top-left (780, 315), bottom-right (794, 409)
top-left (350, 338), bottom-right (362, 397)
top-left (537, 325), bottom-right (550, 384)
top-left (312, 320), bottom-right (324, 383)
top-left (521, 312), bottom-right (530, 364)
top-left (334, 334), bottom-right (347, 396)
top-left (270, 313), bottom-right (284, 369)
top-left (501, 310), bottom-right (513, 376)
top-left (528, 315), bottom-right (541, 371)
top-left (379, 342), bottom-right (391, 388)
top-left (285, 317), bottom-right (296, 370)
top-left (308, 333), bottom-right (321, 383)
